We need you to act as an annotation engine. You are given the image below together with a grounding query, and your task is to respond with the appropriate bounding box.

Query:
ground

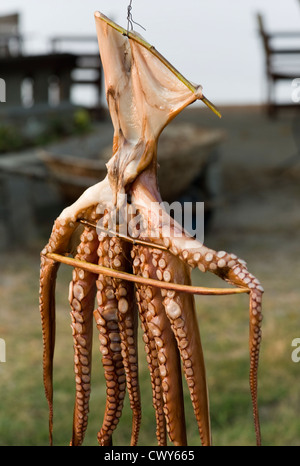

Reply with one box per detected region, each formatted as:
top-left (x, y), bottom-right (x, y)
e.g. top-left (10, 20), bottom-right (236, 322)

top-left (0, 106), bottom-right (299, 446)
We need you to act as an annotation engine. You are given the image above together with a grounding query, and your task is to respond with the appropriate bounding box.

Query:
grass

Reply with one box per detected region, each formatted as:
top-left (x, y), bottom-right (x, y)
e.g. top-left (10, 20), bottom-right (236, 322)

top-left (0, 109), bottom-right (92, 154)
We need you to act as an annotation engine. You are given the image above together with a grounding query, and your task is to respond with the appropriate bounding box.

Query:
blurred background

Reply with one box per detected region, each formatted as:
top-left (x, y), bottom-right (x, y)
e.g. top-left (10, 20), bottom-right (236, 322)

top-left (0, 0), bottom-right (299, 446)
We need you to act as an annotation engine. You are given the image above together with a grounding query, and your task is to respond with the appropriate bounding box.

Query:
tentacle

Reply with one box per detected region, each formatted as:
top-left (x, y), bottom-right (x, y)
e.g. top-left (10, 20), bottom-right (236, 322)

top-left (135, 244), bottom-right (210, 445)
top-left (39, 217), bottom-right (80, 445)
top-left (94, 235), bottom-right (127, 446)
top-left (107, 236), bottom-right (142, 446)
top-left (160, 252), bottom-right (211, 446)
top-left (134, 280), bottom-right (167, 446)
top-left (97, 228), bottom-right (141, 445)
top-left (116, 286), bottom-right (141, 446)
top-left (68, 225), bottom-right (99, 446)
top-left (225, 267), bottom-right (263, 446)
top-left (39, 205), bottom-right (104, 445)
top-left (94, 300), bottom-right (124, 447)
top-left (132, 245), bottom-right (188, 446)
top-left (39, 256), bottom-right (60, 446)
top-left (131, 244), bottom-right (167, 446)
top-left (94, 303), bottom-right (124, 446)
top-left (162, 237), bottom-right (263, 446)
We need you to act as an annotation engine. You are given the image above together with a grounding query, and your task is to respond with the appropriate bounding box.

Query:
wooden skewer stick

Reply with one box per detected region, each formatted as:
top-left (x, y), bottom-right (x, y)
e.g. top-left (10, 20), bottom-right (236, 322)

top-left (45, 252), bottom-right (249, 296)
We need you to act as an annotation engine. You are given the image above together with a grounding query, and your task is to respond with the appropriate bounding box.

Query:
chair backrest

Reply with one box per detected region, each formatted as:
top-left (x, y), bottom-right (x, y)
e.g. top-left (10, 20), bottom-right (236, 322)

top-left (0, 13), bottom-right (22, 56)
top-left (0, 13), bottom-right (19, 34)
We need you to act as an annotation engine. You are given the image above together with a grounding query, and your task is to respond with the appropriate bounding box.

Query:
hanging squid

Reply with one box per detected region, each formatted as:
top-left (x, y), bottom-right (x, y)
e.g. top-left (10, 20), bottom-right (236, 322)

top-left (39, 12), bottom-right (263, 446)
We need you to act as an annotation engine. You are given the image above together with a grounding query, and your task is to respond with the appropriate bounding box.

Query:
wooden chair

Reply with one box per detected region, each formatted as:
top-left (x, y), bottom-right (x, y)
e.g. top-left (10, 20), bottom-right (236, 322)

top-left (257, 13), bottom-right (300, 115)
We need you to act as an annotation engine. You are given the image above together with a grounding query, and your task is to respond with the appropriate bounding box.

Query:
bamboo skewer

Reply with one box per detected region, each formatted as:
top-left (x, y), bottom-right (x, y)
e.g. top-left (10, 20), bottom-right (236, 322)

top-left (79, 219), bottom-right (168, 252)
top-left (44, 252), bottom-right (249, 296)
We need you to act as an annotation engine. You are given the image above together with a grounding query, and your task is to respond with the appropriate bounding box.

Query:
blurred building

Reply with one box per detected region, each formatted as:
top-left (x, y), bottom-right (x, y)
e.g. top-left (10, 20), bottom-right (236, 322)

top-left (0, 11), bottom-right (104, 128)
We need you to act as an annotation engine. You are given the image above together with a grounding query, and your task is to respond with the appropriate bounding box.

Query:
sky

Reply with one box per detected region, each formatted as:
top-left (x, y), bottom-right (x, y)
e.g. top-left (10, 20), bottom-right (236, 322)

top-left (1, 0), bottom-right (300, 105)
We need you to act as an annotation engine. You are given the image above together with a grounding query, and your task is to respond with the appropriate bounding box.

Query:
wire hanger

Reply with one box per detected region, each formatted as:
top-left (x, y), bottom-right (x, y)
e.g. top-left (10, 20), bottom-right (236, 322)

top-left (127, 0), bottom-right (146, 34)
